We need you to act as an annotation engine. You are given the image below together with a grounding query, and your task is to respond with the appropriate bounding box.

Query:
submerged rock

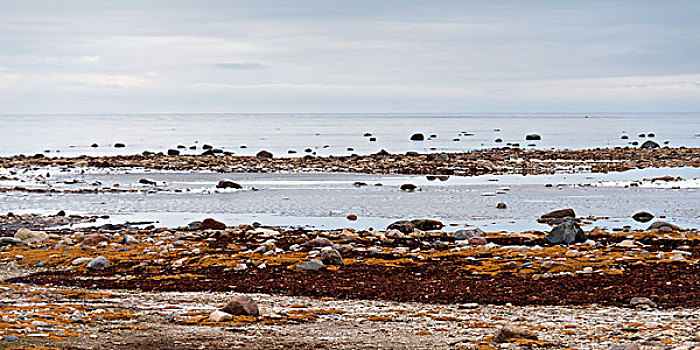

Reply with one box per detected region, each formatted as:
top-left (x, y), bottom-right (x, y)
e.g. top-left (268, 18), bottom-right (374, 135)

top-left (545, 219), bottom-right (586, 245)
top-left (632, 211), bottom-right (654, 223)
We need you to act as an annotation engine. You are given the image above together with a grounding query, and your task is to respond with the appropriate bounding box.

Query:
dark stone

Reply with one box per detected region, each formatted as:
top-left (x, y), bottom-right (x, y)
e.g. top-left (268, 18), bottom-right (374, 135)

top-left (256, 150), bottom-right (273, 158)
top-left (453, 229), bottom-right (484, 240)
top-left (647, 221), bottom-right (682, 232)
top-left (321, 249), bottom-right (344, 266)
top-left (375, 149), bottom-right (390, 156)
top-left (167, 149), bottom-right (180, 156)
top-left (387, 219), bottom-right (443, 234)
top-left (216, 180), bottom-right (242, 189)
top-left (114, 143), bottom-right (126, 148)
top-left (56, 210), bottom-right (66, 216)
top-left (525, 134), bottom-right (541, 140)
top-left (410, 133), bottom-right (425, 141)
top-left (495, 138), bottom-right (503, 143)
top-left (540, 208), bottom-right (576, 220)
top-left (200, 218), bottom-right (226, 230)
top-left (496, 202), bottom-right (507, 209)
top-left (139, 178), bottom-right (157, 186)
top-left (632, 211), bottom-right (654, 223)
top-left (369, 137), bottom-right (377, 142)
top-left (221, 295), bottom-right (259, 316)
top-left (90, 143), bottom-right (99, 148)
top-left (400, 183), bottom-right (418, 191)
top-left (202, 144), bottom-right (213, 150)
top-left (640, 140), bottom-right (660, 148)
top-left (545, 219), bottom-right (587, 245)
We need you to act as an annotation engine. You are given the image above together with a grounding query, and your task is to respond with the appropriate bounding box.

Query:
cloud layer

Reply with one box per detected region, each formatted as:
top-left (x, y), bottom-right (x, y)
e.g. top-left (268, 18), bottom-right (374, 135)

top-left (0, 0), bottom-right (699, 113)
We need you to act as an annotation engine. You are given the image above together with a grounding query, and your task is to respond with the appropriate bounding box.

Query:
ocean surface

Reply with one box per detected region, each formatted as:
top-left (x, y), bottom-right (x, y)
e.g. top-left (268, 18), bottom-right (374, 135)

top-left (1, 113), bottom-right (699, 157)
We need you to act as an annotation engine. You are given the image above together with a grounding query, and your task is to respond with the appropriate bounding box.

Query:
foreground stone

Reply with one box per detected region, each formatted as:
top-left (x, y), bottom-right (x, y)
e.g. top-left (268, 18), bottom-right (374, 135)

top-left (221, 295), bottom-right (260, 317)
top-left (545, 220), bottom-right (586, 245)
top-left (493, 325), bottom-right (538, 342)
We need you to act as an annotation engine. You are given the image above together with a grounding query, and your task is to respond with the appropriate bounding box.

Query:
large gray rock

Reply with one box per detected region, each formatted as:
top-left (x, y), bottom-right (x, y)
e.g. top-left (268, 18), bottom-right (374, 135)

top-left (640, 140), bottom-right (659, 148)
top-left (85, 256), bottom-right (110, 271)
top-left (0, 237), bottom-right (23, 246)
top-left (453, 229), bottom-right (484, 240)
top-left (545, 220), bottom-right (587, 245)
top-left (387, 219), bottom-right (443, 234)
top-left (321, 248), bottom-right (344, 266)
top-left (647, 221), bottom-right (682, 232)
top-left (296, 259), bottom-right (325, 271)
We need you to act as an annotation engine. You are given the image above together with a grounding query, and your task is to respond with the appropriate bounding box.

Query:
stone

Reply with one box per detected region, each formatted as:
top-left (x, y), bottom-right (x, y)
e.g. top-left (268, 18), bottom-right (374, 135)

top-left (302, 237), bottom-right (333, 248)
top-left (640, 140), bottom-right (660, 148)
top-left (632, 211), bottom-right (654, 223)
top-left (114, 143), bottom-right (126, 148)
top-left (296, 259), bottom-right (325, 271)
top-left (609, 344), bottom-right (640, 350)
top-left (119, 235), bottom-right (139, 245)
top-left (321, 248), bottom-right (344, 266)
top-left (3, 335), bottom-right (19, 342)
top-left (540, 208), bottom-right (576, 220)
top-left (647, 221), bottom-right (681, 232)
top-left (494, 325), bottom-right (538, 343)
top-left (346, 214), bottom-right (358, 221)
top-left (0, 237), bottom-right (23, 245)
top-left (467, 236), bottom-right (487, 245)
top-left (256, 150), bottom-right (273, 158)
top-left (400, 183), bottom-right (418, 191)
top-left (90, 143), bottom-right (99, 147)
top-left (208, 310), bottom-right (233, 322)
top-left (410, 133), bottom-right (425, 141)
top-left (216, 180), bottom-right (242, 189)
top-left (453, 229), bottom-right (484, 240)
top-left (85, 256), bottom-right (110, 271)
top-left (56, 210), bottom-right (66, 216)
top-left (14, 229), bottom-right (49, 245)
top-left (200, 218), bottom-right (226, 230)
top-left (221, 295), bottom-right (260, 316)
top-left (525, 134), bottom-right (541, 140)
top-left (629, 297), bottom-right (656, 308)
top-left (167, 149), bottom-right (180, 156)
top-left (545, 219), bottom-right (587, 245)
top-left (81, 234), bottom-right (110, 246)
top-left (71, 257), bottom-right (92, 266)
top-left (387, 219), bottom-right (443, 234)
top-left (139, 178), bottom-right (157, 185)
top-left (496, 202), bottom-right (507, 209)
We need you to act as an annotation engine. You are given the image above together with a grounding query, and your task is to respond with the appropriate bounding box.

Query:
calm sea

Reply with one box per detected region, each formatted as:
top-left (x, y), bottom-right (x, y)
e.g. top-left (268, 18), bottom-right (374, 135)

top-left (0, 113), bottom-right (698, 157)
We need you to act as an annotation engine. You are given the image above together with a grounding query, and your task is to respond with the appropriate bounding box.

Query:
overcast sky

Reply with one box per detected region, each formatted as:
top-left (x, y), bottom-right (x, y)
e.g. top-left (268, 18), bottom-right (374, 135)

top-left (1, 0), bottom-right (699, 113)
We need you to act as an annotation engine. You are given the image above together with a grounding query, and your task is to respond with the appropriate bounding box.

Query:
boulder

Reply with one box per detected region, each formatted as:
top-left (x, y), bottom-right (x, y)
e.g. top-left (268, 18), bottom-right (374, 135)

top-left (453, 229), bottom-right (484, 240)
top-left (208, 310), bottom-right (232, 322)
top-left (496, 202), bottom-right (507, 209)
top-left (410, 133), bottom-right (425, 141)
top-left (545, 220), bottom-right (587, 245)
top-left (400, 183), bottom-right (418, 191)
top-left (631, 211), bottom-right (654, 223)
top-left (216, 180), bottom-right (242, 189)
top-left (387, 219), bottom-right (443, 234)
top-left (346, 214), bottom-right (358, 221)
top-left (139, 178), bottom-right (157, 185)
top-left (467, 236), bottom-right (488, 245)
top-left (647, 221), bottom-right (681, 232)
top-left (609, 345), bottom-right (640, 350)
top-left (629, 297), bottom-right (656, 308)
top-left (114, 143), bottom-right (126, 148)
top-left (321, 248), bottom-right (344, 266)
top-left (167, 149), bottom-right (180, 156)
top-left (296, 259), bottom-right (325, 271)
top-left (494, 325), bottom-right (538, 343)
top-left (221, 295), bottom-right (259, 317)
top-left (540, 208), bottom-right (576, 220)
top-left (256, 150), bottom-right (273, 158)
top-left (525, 134), bottom-right (541, 140)
top-left (302, 237), bottom-right (333, 248)
top-left (81, 234), bottom-right (110, 246)
top-left (86, 256), bottom-right (110, 271)
top-left (14, 229), bottom-right (49, 245)
top-left (200, 218), bottom-right (226, 230)
top-left (640, 140), bottom-right (660, 149)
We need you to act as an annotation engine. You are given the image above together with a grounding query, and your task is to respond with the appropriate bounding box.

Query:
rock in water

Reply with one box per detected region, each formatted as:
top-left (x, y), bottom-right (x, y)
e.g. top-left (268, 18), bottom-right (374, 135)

top-left (86, 256), bottom-right (110, 271)
top-left (647, 221), bottom-right (681, 232)
top-left (496, 202), bottom-right (507, 209)
top-left (296, 259), bottom-right (325, 271)
top-left (139, 178), bottom-right (157, 185)
top-left (200, 218), bottom-right (226, 230)
top-left (545, 219), bottom-right (587, 245)
top-left (640, 140), bottom-right (660, 148)
top-left (321, 248), bottom-right (344, 266)
top-left (387, 219), bottom-right (443, 234)
top-left (216, 180), bottom-right (242, 189)
top-left (525, 134), bottom-right (541, 140)
top-left (540, 208), bottom-right (576, 219)
top-left (256, 150), bottom-right (273, 158)
top-left (632, 211), bottom-right (654, 223)
top-left (167, 149), bottom-right (180, 156)
top-left (400, 183), bottom-right (418, 191)
top-left (114, 143), bottom-right (126, 148)
top-left (410, 133), bottom-right (425, 141)
top-left (221, 295), bottom-right (259, 317)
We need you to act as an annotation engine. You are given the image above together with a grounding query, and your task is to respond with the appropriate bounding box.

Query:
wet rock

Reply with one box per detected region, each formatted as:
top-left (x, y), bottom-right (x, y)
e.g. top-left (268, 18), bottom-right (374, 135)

top-left (545, 219), bottom-right (586, 245)
top-left (216, 180), bottom-right (242, 189)
top-left (90, 143), bottom-right (99, 148)
top-left (540, 208), bottom-right (576, 220)
top-left (453, 229), bottom-right (484, 240)
top-left (114, 143), bottom-right (126, 148)
top-left (410, 133), bottom-right (425, 141)
top-left (495, 138), bottom-right (502, 143)
top-left (86, 256), bottom-right (110, 271)
top-left (494, 325), bottom-right (538, 343)
top-left (496, 202), bottom-right (507, 209)
top-left (167, 149), bottom-right (180, 156)
top-left (139, 178), bottom-right (157, 186)
top-left (435, 153), bottom-right (449, 162)
top-left (400, 183), bottom-right (419, 191)
top-left (3, 335), bottom-right (19, 342)
top-left (221, 295), bottom-right (259, 317)
top-left (0, 237), bottom-right (22, 245)
top-left (525, 134), bottom-right (541, 140)
top-left (185, 221), bottom-right (201, 230)
top-left (302, 237), bottom-right (333, 248)
top-left (387, 219), bottom-right (443, 234)
top-left (647, 221), bottom-right (682, 232)
top-left (200, 218), bottom-right (226, 230)
top-left (353, 182), bottom-right (368, 187)
top-left (296, 259), bottom-right (325, 271)
top-left (256, 150), bottom-right (273, 158)
top-left (14, 229), bottom-right (49, 245)
top-left (81, 234), bottom-right (110, 246)
top-left (467, 236), bottom-right (487, 245)
top-left (631, 211), bottom-right (654, 223)
top-left (640, 140), bottom-right (660, 149)
top-left (208, 310), bottom-right (232, 322)
top-left (346, 214), bottom-right (358, 221)
top-left (628, 297), bottom-right (656, 308)
top-left (56, 210), bottom-right (66, 216)
top-left (321, 248), bottom-right (344, 266)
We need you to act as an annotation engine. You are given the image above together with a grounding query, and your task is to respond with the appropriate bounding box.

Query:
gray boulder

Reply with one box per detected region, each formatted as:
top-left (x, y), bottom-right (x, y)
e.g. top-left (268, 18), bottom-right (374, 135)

top-left (86, 256), bottom-right (110, 271)
top-left (296, 259), bottom-right (325, 271)
top-left (545, 220), bottom-right (587, 245)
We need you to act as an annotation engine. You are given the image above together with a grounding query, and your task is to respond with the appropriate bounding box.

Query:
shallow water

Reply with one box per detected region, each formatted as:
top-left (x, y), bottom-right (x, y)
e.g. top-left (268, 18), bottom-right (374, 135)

top-left (1, 113), bottom-right (699, 157)
top-left (2, 167), bottom-right (698, 232)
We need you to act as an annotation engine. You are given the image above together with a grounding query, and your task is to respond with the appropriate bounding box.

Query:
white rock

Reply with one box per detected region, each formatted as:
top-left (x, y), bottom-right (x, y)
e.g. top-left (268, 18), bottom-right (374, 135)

top-left (209, 310), bottom-right (232, 322)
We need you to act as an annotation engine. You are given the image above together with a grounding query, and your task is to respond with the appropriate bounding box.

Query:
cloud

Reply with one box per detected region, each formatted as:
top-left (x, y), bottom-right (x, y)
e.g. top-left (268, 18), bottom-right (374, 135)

top-left (215, 62), bottom-right (266, 70)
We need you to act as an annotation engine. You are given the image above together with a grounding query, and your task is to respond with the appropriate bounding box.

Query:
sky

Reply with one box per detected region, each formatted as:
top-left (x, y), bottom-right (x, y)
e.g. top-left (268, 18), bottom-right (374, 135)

top-left (0, 0), bottom-right (699, 113)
